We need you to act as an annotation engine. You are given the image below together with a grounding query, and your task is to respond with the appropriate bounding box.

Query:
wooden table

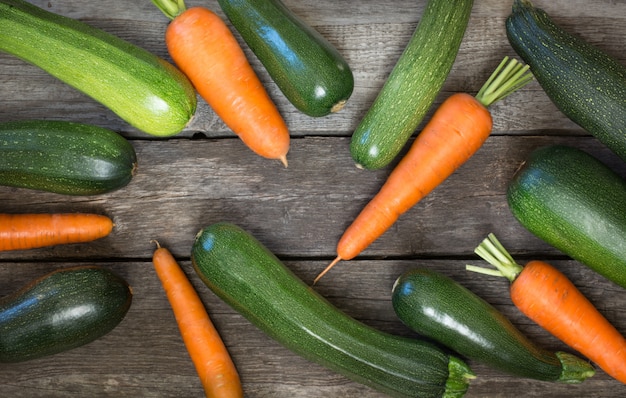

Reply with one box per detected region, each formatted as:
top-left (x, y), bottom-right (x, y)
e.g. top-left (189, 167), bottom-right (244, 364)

top-left (1, 0), bottom-right (625, 396)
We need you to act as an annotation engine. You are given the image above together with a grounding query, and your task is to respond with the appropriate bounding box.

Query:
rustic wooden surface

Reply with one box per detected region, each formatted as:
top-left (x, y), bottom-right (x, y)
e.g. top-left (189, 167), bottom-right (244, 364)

top-left (1, 0), bottom-right (626, 396)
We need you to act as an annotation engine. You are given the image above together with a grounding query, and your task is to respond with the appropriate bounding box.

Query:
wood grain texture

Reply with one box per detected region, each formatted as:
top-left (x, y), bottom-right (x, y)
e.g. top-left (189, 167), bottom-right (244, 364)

top-left (0, 0), bottom-right (625, 396)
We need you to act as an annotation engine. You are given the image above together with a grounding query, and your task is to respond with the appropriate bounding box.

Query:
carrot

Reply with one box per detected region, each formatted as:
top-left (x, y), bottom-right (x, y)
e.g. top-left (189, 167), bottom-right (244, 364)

top-left (151, 241), bottom-right (244, 398)
top-left (0, 213), bottom-right (113, 251)
top-left (467, 233), bottom-right (626, 384)
top-left (314, 57), bottom-right (533, 283)
top-left (152, 0), bottom-right (290, 166)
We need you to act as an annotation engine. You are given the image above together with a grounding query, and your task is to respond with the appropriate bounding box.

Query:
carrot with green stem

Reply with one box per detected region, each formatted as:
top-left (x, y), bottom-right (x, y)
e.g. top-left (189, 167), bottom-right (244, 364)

top-left (152, 241), bottom-right (244, 398)
top-left (151, 0), bottom-right (290, 166)
top-left (467, 233), bottom-right (626, 384)
top-left (0, 213), bottom-right (113, 251)
top-left (314, 57), bottom-right (533, 283)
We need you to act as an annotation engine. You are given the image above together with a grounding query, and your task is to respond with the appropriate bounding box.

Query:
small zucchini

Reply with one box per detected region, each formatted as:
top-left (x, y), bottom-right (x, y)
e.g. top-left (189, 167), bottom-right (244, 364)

top-left (0, 0), bottom-right (197, 137)
top-left (350, 0), bottom-right (474, 170)
top-left (507, 145), bottom-right (626, 289)
top-left (217, 0), bottom-right (354, 117)
top-left (0, 120), bottom-right (137, 195)
top-left (0, 266), bottom-right (132, 363)
top-left (506, 0), bottom-right (626, 161)
top-left (392, 267), bottom-right (595, 383)
top-left (191, 222), bottom-right (474, 398)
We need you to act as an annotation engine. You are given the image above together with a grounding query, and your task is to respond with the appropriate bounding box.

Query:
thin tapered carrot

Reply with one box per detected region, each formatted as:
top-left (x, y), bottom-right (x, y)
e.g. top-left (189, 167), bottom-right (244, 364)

top-left (151, 241), bottom-right (244, 398)
top-left (152, 1), bottom-right (290, 166)
top-left (0, 213), bottom-right (113, 251)
top-left (314, 57), bottom-right (533, 283)
top-left (468, 233), bottom-right (626, 384)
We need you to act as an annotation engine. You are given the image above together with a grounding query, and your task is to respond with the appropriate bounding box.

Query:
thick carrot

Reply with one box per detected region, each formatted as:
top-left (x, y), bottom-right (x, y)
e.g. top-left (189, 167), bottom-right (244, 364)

top-left (314, 57), bottom-right (533, 283)
top-left (152, 241), bottom-right (244, 398)
top-left (0, 213), bottom-right (113, 251)
top-left (468, 233), bottom-right (626, 384)
top-left (152, 1), bottom-right (290, 166)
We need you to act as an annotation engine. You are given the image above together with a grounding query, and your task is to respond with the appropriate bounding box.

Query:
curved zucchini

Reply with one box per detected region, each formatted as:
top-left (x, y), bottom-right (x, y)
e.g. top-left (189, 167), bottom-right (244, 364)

top-left (507, 145), bottom-right (626, 289)
top-left (0, 0), bottom-right (197, 137)
top-left (0, 120), bottom-right (137, 195)
top-left (392, 267), bottom-right (595, 383)
top-left (350, 0), bottom-right (474, 170)
top-left (217, 0), bottom-right (353, 117)
top-left (506, 0), bottom-right (626, 161)
top-left (0, 266), bottom-right (132, 363)
top-left (191, 222), bottom-right (474, 398)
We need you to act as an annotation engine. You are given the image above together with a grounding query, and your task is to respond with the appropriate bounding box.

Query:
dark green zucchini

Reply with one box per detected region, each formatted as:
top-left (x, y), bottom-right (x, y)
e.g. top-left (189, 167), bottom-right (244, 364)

top-left (392, 267), bottom-right (595, 383)
top-left (507, 145), bottom-right (626, 289)
top-left (217, 0), bottom-right (353, 117)
top-left (0, 0), bottom-right (197, 136)
top-left (350, 0), bottom-right (474, 170)
top-left (0, 120), bottom-right (137, 195)
top-left (506, 0), bottom-right (626, 161)
top-left (191, 222), bottom-right (474, 398)
top-left (0, 266), bottom-right (132, 363)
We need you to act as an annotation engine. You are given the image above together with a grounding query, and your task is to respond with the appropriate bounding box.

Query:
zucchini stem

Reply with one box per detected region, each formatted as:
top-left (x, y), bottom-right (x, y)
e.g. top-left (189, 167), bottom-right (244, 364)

top-left (466, 233), bottom-right (524, 282)
top-left (475, 56), bottom-right (533, 107)
top-left (151, 0), bottom-right (187, 20)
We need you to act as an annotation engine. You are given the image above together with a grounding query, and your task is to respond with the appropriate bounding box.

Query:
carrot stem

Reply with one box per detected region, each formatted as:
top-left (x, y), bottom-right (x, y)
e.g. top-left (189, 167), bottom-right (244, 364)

top-left (466, 233), bottom-right (524, 281)
top-left (475, 56), bottom-right (533, 107)
top-left (151, 0), bottom-right (186, 19)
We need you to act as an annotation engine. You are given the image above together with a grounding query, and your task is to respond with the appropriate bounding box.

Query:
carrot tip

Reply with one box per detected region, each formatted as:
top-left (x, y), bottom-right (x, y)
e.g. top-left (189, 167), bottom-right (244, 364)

top-left (279, 155), bottom-right (288, 168)
top-left (313, 256), bottom-right (342, 285)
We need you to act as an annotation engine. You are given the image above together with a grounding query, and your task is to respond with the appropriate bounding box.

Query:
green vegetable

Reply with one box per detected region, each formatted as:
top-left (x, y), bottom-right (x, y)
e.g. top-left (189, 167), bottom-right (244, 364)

top-left (507, 144), bottom-right (626, 289)
top-left (392, 267), bottom-right (595, 383)
top-left (0, 266), bottom-right (132, 363)
top-left (350, 0), bottom-right (474, 170)
top-left (0, 120), bottom-right (137, 195)
top-left (0, 0), bottom-right (197, 137)
top-left (506, 0), bottom-right (626, 161)
top-left (217, 0), bottom-right (353, 117)
top-left (191, 222), bottom-right (474, 398)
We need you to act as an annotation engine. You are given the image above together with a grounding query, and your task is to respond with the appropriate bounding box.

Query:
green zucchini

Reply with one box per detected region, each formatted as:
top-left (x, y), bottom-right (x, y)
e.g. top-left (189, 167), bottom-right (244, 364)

top-left (0, 0), bottom-right (197, 137)
top-left (0, 120), bottom-right (137, 195)
top-left (0, 266), bottom-right (132, 363)
top-left (350, 0), bottom-right (473, 170)
top-left (191, 222), bottom-right (474, 398)
top-left (507, 145), bottom-right (626, 289)
top-left (217, 0), bottom-right (353, 117)
top-left (506, 0), bottom-right (626, 161)
top-left (392, 267), bottom-right (595, 383)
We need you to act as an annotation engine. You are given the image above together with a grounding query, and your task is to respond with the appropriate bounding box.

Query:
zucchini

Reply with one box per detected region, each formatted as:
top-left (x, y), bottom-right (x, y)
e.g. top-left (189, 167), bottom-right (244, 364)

top-left (0, 0), bottom-right (197, 137)
top-left (0, 120), bottom-right (137, 195)
top-left (392, 267), bottom-right (595, 383)
top-left (350, 0), bottom-right (473, 170)
top-left (0, 266), bottom-right (132, 363)
top-left (507, 145), bottom-right (626, 289)
top-left (217, 0), bottom-right (354, 117)
top-left (191, 222), bottom-right (474, 398)
top-left (506, 0), bottom-right (626, 161)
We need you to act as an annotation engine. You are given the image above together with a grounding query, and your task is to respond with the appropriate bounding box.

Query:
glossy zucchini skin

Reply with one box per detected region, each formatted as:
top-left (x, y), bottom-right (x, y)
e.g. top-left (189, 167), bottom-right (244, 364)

top-left (0, 120), bottom-right (137, 195)
top-left (506, 0), bottom-right (626, 161)
top-left (392, 268), bottom-right (595, 383)
top-left (350, 0), bottom-right (473, 170)
top-left (507, 145), bottom-right (626, 289)
top-left (217, 0), bottom-right (353, 117)
top-left (191, 222), bottom-right (474, 398)
top-left (0, 0), bottom-right (197, 137)
top-left (0, 266), bottom-right (132, 363)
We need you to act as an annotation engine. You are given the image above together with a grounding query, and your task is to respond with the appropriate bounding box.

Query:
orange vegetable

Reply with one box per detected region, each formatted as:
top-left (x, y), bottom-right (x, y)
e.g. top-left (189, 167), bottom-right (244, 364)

top-left (152, 0), bottom-right (290, 166)
top-left (152, 241), bottom-right (244, 398)
top-left (0, 213), bottom-right (113, 251)
top-left (468, 233), bottom-right (626, 384)
top-left (315, 57), bottom-right (533, 283)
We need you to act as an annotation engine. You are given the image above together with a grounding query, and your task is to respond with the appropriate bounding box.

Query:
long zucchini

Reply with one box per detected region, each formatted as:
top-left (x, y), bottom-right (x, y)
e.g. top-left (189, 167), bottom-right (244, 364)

top-left (0, 0), bottom-right (197, 137)
top-left (191, 222), bottom-right (474, 398)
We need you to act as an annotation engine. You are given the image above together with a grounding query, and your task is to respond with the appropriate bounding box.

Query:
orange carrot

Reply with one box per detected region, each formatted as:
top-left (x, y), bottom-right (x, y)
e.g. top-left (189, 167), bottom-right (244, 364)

top-left (151, 241), bottom-right (244, 398)
top-left (468, 233), bottom-right (626, 384)
top-left (314, 57), bottom-right (533, 283)
top-left (0, 213), bottom-right (113, 251)
top-left (152, 1), bottom-right (290, 166)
